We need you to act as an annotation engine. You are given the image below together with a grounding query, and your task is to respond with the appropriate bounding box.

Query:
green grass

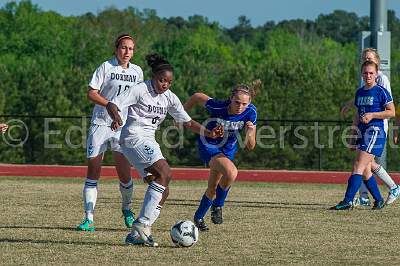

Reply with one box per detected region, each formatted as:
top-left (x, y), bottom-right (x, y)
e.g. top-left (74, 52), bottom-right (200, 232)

top-left (0, 176), bottom-right (400, 265)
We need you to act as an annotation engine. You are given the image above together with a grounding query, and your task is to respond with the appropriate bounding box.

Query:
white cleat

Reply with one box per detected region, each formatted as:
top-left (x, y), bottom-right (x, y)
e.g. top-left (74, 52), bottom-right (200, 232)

top-left (386, 185), bottom-right (400, 205)
top-left (132, 222), bottom-right (159, 247)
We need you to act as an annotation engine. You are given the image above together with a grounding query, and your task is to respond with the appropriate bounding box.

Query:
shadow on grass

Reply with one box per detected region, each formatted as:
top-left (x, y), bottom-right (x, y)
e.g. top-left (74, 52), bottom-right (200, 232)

top-left (0, 237), bottom-right (178, 248)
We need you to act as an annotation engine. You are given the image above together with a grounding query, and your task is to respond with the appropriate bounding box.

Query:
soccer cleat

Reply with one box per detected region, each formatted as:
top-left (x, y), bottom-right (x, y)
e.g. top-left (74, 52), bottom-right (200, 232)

top-left (330, 200), bottom-right (353, 210)
top-left (386, 185), bottom-right (400, 205)
top-left (122, 209), bottom-right (135, 228)
top-left (131, 221), bottom-right (159, 247)
top-left (372, 199), bottom-right (385, 210)
top-left (125, 231), bottom-right (145, 245)
top-left (76, 218), bottom-right (95, 232)
top-left (352, 197), bottom-right (371, 207)
top-left (194, 218), bottom-right (209, 231)
top-left (210, 206), bottom-right (223, 224)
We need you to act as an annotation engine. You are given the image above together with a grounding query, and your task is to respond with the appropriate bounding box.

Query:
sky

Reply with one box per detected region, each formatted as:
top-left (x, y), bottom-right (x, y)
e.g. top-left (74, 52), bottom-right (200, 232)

top-left (1, 0), bottom-right (400, 28)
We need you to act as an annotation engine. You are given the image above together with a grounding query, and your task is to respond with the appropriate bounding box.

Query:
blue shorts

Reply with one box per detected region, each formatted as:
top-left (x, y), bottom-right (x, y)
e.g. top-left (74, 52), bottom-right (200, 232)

top-left (357, 126), bottom-right (386, 157)
top-left (198, 142), bottom-right (236, 165)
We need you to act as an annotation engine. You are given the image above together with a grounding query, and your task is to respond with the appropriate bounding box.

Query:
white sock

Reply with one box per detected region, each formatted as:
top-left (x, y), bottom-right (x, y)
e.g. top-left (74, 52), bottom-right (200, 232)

top-left (359, 182), bottom-right (369, 199)
top-left (373, 165), bottom-right (396, 189)
top-left (83, 178), bottom-right (98, 221)
top-left (119, 178), bottom-right (134, 210)
top-left (149, 205), bottom-right (162, 226)
top-left (137, 181), bottom-right (165, 226)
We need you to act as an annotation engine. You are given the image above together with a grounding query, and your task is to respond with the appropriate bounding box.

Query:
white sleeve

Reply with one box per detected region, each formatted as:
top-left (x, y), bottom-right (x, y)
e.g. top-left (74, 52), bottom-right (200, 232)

top-left (88, 63), bottom-right (106, 90)
top-left (138, 68), bottom-right (144, 83)
top-left (379, 74), bottom-right (392, 96)
top-left (111, 83), bottom-right (144, 109)
top-left (168, 93), bottom-right (192, 123)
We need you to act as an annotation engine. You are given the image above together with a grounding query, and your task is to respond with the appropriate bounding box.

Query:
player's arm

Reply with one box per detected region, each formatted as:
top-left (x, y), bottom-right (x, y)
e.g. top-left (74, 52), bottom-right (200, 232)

top-left (87, 87), bottom-right (109, 107)
top-left (360, 102), bottom-right (395, 124)
top-left (0, 123), bottom-right (8, 133)
top-left (183, 120), bottom-right (223, 139)
top-left (244, 121), bottom-right (256, 150)
top-left (184, 92), bottom-right (211, 111)
top-left (340, 99), bottom-right (354, 118)
top-left (394, 105), bottom-right (400, 144)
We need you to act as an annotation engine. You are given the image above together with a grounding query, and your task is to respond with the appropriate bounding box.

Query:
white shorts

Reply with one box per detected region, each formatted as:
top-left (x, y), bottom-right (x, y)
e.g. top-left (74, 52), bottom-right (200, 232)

top-left (86, 124), bottom-right (123, 158)
top-left (121, 138), bottom-right (165, 178)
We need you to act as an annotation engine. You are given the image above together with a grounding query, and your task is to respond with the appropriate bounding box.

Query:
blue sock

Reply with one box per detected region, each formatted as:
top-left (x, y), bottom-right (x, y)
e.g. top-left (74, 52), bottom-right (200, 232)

top-left (364, 176), bottom-right (383, 201)
top-left (344, 174), bottom-right (363, 203)
top-left (194, 194), bottom-right (213, 220)
top-left (212, 185), bottom-right (230, 207)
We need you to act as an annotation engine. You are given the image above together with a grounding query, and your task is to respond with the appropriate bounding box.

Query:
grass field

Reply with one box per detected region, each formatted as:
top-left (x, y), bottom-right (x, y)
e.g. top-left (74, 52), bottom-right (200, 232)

top-left (1, 176), bottom-right (400, 265)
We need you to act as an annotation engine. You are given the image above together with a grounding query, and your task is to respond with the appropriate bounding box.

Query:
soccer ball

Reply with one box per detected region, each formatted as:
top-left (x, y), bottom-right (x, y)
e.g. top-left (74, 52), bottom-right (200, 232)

top-left (170, 220), bottom-right (199, 247)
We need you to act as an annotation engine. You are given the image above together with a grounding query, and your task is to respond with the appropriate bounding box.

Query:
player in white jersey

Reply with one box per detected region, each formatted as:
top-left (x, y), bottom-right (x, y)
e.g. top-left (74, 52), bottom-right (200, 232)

top-left (106, 53), bottom-right (223, 246)
top-left (341, 48), bottom-right (399, 206)
top-left (76, 34), bottom-right (144, 232)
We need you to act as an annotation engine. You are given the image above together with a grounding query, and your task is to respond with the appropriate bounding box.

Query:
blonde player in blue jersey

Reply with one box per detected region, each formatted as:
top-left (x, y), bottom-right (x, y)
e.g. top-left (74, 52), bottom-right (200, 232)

top-left (105, 53), bottom-right (223, 246)
top-left (341, 48), bottom-right (399, 206)
top-left (184, 80), bottom-right (260, 231)
top-left (332, 60), bottom-right (395, 210)
top-left (76, 34), bottom-right (144, 232)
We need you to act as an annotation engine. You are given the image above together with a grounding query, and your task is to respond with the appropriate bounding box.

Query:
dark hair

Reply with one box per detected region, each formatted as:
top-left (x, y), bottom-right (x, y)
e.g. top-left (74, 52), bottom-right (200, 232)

top-left (231, 79), bottom-right (262, 99)
top-left (145, 53), bottom-right (174, 75)
top-left (114, 33), bottom-right (135, 48)
top-left (361, 60), bottom-right (378, 73)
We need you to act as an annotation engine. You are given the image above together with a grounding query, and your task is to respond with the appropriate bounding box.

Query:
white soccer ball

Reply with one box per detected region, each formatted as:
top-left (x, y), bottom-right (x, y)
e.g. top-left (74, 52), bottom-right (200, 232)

top-left (170, 220), bottom-right (199, 247)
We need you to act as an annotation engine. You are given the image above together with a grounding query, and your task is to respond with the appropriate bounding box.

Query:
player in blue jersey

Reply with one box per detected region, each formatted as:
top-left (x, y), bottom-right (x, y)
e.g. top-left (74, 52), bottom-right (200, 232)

top-left (332, 60), bottom-right (395, 210)
top-left (341, 48), bottom-right (399, 206)
top-left (184, 80), bottom-right (261, 231)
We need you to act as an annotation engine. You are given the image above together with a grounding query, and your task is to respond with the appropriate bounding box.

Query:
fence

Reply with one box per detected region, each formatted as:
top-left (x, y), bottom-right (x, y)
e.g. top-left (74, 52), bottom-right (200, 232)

top-left (1, 115), bottom-right (400, 171)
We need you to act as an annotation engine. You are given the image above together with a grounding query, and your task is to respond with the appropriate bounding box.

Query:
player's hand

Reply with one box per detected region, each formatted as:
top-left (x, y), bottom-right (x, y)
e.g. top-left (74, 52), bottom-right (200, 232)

top-left (360, 113), bottom-right (373, 124)
top-left (245, 121), bottom-right (256, 132)
top-left (110, 121), bottom-right (121, 131)
top-left (0, 123), bottom-right (8, 133)
top-left (340, 104), bottom-right (350, 119)
top-left (208, 125), bottom-right (224, 139)
top-left (106, 102), bottom-right (123, 127)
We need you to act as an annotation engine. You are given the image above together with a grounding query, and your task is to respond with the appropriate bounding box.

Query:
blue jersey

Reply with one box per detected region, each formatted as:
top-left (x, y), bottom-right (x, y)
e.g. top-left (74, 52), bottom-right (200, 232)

top-left (354, 85), bottom-right (392, 130)
top-left (199, 98), bottom-right (257, 151)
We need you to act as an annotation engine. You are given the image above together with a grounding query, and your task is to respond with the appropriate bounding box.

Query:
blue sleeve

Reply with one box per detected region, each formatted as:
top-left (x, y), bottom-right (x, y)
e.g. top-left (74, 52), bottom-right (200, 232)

top-left (247, 105), bottom-right (257, 125)
top-left (204, 98), bottom-right (227, 116)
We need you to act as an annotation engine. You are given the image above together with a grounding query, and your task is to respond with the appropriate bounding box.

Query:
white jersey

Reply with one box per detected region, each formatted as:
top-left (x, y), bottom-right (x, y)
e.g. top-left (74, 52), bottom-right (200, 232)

top-left (89, 57), bottom-right (144, 126)
top-left (111, 80), bottom-right (192, 145)
top-left (360, 71), bottom-right (392, 133)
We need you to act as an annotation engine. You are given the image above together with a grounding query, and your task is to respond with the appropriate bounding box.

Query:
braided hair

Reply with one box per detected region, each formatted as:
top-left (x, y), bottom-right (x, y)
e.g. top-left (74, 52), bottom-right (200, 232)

top-left (145, 53), bottom-right (174, 76)
top-left (231, 79), bottom-right (262, 100)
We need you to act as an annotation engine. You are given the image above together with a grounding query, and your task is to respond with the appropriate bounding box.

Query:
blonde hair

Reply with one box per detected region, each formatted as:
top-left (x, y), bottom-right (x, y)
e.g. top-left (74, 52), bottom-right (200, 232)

top-left (231, 79), bottom-right (262, 99)
top-left (361, 48), bottom-right (380, 66)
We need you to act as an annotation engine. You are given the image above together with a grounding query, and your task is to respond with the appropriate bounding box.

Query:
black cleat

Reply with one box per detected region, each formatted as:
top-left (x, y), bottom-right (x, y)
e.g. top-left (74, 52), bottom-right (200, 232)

top-left (210, 206), bottom-right (223, 224)
top-left (372, 199), bottom-right (385, 210)
top-left (194, 218), bottom-right (209, 231)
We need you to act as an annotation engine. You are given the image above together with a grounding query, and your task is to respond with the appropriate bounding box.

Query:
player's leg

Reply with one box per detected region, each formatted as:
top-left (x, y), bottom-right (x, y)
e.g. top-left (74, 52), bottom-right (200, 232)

top-left (112, 150), bottom-right (135, 228)
top-left (209, 155), bottom-right (238, 224)
top-left (370, 160), bottom-right (400, 205)
top-left (363, 162), bottom-right (385, 209)
top-left (129, 159), bottom-right (170, 246)
top-left (194, 168), bottom-right (222, 231)
top-left (331, 150), bottom-right (374, 210)
top-left (77, 125), bottom-right (107, 231)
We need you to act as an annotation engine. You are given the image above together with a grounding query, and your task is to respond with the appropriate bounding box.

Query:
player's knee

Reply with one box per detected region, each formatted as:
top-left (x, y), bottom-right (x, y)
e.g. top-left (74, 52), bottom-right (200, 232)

top-left (226, 167), bottom-right (238, 181)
